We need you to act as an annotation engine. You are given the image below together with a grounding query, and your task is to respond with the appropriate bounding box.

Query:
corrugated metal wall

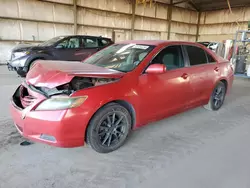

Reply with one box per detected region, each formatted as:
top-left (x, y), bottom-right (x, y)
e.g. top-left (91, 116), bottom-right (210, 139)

top-left (0, 0), bottom-right (198, 64)
top-left (199, 7), bottom-right (250, 42)
top-left (171, 7), bottom-right (198, 41)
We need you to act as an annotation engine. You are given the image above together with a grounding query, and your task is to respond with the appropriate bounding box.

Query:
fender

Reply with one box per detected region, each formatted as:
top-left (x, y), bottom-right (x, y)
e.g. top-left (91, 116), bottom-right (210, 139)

top-left (24, 53), bottom-right (55, 67)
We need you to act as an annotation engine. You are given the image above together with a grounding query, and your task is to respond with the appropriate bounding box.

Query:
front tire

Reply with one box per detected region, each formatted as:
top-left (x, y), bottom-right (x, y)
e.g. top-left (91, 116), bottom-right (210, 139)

top-left (204, 81), bottom-right (226, 111)
top-left (86, 103), bottom-right (132, 153)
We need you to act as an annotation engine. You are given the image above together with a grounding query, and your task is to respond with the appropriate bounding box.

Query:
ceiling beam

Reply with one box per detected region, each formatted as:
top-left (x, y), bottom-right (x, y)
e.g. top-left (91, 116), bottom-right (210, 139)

top-left (194, 0), bottom-right (246, 6)
top-left (156, 0), bottom-right (250, 11)
top-left (201, 2), bottom-right (250, 11)
top-left (188, 0), bottom-right (200, 11)
top-left (173, 0), bottom-right (189, 5)
top-left (193, 0), bottom-right (250, 10)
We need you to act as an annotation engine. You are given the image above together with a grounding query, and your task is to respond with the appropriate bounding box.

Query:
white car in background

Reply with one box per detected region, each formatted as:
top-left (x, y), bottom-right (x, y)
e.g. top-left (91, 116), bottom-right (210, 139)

top-left (198, 41), bottom-right (218, 52)
top-left (208, 42), bottom-right (219, 51)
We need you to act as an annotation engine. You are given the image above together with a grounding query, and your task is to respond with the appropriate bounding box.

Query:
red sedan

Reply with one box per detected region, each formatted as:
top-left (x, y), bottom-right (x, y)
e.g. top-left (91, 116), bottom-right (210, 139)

top-left (10, 40), bottom-right (234, 153)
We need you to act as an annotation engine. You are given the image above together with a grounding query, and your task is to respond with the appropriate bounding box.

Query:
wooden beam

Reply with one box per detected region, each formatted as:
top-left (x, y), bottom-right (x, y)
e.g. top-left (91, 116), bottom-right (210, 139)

top-left (38, 0), bottom-right (72, 6)
top-left (0, 16), bottom-right (73, 25)
top-left (0, 39), bottom-right (44, 43)
top-left (196, 11), bottom-right (201, 42)
top-left (131, 0), bottom-right (136, 40)
top-left (167, 0), bottom-right (173, 40)
top-left (73, 0), bottom-right (77, 35)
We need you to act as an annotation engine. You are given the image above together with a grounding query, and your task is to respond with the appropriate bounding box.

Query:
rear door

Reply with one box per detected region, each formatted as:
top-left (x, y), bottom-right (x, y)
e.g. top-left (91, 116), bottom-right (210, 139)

top-left (183, 45), bottom-right (217, 107)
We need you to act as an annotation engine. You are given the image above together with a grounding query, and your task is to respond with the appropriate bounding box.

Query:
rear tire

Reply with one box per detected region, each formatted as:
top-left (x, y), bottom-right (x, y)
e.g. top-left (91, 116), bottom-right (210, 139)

top-left (86, 103), bottom-right (132, 153)
top-left (204, 81), bottom-right (226, 111)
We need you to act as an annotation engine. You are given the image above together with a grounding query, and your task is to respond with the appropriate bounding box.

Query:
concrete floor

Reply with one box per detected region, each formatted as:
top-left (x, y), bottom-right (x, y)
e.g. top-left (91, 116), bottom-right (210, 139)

top-left (1, 66), bottom-right (250, 188)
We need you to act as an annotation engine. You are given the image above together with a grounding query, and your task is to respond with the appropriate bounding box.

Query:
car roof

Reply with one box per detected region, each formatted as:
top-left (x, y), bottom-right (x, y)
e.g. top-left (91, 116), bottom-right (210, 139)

top-left (118, 40), bottom-right (202, 46)
top-left (58, 35), bottom-right (111, 39)
top-left (198, 41), bottom-right (217, 44)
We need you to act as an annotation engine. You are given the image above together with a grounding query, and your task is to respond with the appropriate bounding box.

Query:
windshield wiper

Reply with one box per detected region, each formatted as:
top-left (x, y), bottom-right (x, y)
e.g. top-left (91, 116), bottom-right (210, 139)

top-left (108, 68), bottom-right (127, 73)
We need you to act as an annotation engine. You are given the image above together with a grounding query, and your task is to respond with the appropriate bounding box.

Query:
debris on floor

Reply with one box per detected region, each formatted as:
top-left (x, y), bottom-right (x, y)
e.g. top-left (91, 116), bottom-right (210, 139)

top-left (20, 140), bottom-right (33, 146)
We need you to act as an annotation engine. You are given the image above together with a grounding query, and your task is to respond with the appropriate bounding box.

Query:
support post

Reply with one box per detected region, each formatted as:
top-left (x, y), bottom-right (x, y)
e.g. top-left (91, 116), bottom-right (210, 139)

top-left (196, 11), bottom-right (201, 42)
top-left (73, 0), bottom-right (77, 35)
top-left (167, 0), bottom-right (173, 40)
top-left (112, 30), bottom-right (115, 42)
top-left (131, 0), bottom-right (136, 40)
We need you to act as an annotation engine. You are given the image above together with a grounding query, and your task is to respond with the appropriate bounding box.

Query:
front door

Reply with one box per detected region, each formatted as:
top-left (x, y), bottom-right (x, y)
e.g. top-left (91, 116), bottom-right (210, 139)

top-left (74, 37), bottom-right (100, 61)
top-left (52, 36), bottom-right (83, 61)
top-left (138, 45), bottom-right (193, 122)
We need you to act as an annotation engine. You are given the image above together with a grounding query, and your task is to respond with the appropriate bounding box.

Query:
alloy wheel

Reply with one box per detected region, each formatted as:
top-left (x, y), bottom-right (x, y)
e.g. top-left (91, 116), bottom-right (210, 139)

top-left (97, 112), bottom-right (127, 147)
top-left (212, 84), bottom-right (225, 109)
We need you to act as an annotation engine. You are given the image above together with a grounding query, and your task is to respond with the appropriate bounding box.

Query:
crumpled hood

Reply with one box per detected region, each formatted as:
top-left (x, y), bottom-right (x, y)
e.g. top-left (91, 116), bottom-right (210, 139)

top-left (26, 60), bottom-right (124, 88)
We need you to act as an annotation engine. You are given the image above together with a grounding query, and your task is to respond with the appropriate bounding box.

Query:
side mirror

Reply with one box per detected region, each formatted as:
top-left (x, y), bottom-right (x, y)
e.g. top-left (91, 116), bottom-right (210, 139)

top-left (145, 64), bottom-right (167, 74)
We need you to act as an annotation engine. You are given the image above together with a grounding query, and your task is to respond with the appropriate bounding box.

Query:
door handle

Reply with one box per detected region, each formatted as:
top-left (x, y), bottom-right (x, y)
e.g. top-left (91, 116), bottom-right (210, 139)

top-left (214, 67), bottom-right (219, 72)
top-left (181, 73), bottom-right (188, 79)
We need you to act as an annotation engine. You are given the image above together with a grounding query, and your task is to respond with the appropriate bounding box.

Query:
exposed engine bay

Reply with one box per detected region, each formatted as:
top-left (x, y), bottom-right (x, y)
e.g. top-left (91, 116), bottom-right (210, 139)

top-left (70, 77), bottom-right (117, 90)
top-left (34, 77), bottom-right (118, 97)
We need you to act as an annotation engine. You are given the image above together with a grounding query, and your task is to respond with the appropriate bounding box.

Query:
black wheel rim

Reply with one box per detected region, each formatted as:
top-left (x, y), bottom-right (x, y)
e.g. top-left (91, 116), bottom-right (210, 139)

top-left (97, 112), bottom-right (127, 147)
top-left (212, 85), bottom-right (225, 108)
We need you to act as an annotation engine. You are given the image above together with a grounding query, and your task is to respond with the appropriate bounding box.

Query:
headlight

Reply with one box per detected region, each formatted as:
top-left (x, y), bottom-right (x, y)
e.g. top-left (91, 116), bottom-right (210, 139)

top-left (13, 51), bottom-right (29, 59)
top-left (35, 96), bottom-right (88, 111)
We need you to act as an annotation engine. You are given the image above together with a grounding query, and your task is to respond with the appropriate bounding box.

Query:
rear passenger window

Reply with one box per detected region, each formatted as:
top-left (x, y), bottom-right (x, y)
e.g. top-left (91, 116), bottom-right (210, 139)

top-left (99, 39), bottom-right (111, 47)
top-left (206, 52), bottom-right (216, 63)
top-left (82, 38), bottom-right (98, 48)
top-left (186, 45), bottom-right (207, 66)
top-left (152, 45), bottom-right (184, 70)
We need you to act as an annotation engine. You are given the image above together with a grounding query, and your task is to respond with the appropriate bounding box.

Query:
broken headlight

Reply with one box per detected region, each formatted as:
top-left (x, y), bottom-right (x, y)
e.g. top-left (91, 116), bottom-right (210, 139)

top-left (35, 96), bottom-right (88, 111)
top-left (13, 51), bottom-right (30, 59)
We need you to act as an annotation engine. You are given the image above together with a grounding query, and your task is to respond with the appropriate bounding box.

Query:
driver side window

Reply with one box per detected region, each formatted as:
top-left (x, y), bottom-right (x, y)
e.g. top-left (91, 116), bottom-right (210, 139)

top-left (152, 45), bottom-right (184, 70)
top-left (56, 37), bottom-right (80, 49)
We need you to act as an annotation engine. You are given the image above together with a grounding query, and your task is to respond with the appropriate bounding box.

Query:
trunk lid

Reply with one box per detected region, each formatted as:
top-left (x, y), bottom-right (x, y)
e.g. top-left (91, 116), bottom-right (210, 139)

top-left (26, 60), bottom-right (124, 88)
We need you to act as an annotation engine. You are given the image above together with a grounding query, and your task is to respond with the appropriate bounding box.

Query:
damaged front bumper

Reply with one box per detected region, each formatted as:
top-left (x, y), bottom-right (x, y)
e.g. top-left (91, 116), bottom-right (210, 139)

top-left (7, 64), bottom-right (29, 77)
top-left (7, 57), bottom-right (29, 76)
top-left (7, 62), bottom-right (16, 71)
top-left (10, 84), bottom-right (88, 148)
top-left (7, 63), bottom-right (28, 77)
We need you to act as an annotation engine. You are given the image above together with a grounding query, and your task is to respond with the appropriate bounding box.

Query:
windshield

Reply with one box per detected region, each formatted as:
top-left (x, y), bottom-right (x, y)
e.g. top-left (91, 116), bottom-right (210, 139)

top-left (83, 43), bottom-right (155, 72)
top-left (39, 36), bottom-right (66, 47)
